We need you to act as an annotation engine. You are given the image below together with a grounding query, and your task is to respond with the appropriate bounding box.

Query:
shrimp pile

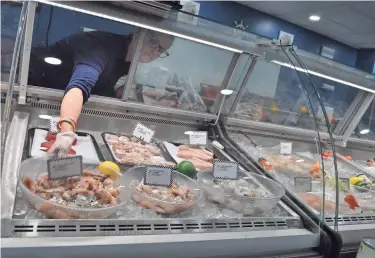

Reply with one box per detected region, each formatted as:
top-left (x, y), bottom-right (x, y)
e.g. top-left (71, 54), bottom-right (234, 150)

top-left (105, 134), bottom-right (175, 166)
top-left (23, 170), bottom-right (120, 209)
top-left (131, 180), bottom-right (196, 214)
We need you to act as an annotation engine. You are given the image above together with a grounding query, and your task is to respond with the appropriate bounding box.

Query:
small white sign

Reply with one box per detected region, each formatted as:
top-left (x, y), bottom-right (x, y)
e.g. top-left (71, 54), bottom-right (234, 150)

top-left (49, 116), bottom-right (59, 134)
top-left (213, 161), bottom-right (239, 180)
top-left (132, 123), bottom-right (155, 143)
top-left (280, 142), bottom-right (292, 155)
top-left (188, 131), bottom-right (207, 146)
top-left (278, 30), bottom-right (294, 45)
top-left (294, 176), bottom-right (312, 192)
top-left (47, 156), bottom-right (82, 180)
top-left (339, 177), bottom-right (350, 190)
top-left (144, 166), bottom-right (172, 187)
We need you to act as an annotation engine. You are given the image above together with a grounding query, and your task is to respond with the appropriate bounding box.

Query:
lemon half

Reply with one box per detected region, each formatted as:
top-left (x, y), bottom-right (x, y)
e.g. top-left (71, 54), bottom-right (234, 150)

top-left (97, 161), bottom-right (121, 180)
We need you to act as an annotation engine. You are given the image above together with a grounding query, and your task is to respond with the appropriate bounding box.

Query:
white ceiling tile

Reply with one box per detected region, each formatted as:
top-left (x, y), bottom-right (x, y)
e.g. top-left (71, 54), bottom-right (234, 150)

top-left (342, 2), bottom-right (375, 19)
top-left (320, 5), bottom-right (375, 33)
top-left (240, 1), bottom-right (341, 16)
top-left (236, 1), bottom-right (375, 48)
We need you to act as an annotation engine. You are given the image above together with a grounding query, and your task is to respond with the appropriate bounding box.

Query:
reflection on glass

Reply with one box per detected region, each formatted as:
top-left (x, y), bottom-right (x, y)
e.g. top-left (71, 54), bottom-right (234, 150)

top-left (1, 2), bottom-right (22, 82)
top-left (128, 30), bottom-right (235, 113)
top-left (234, 60), bottom-right (359, 132)
top-left (28, 3), bottom-right (150, 101)
top-left (354, 99), bottom-right (375, 140)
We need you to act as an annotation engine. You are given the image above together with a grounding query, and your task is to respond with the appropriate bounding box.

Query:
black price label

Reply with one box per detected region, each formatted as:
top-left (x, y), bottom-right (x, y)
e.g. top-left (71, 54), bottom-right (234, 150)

top-left (213, 161), bottom-right (239, 180)
top-left (144, 166), bottom-right (173, 187)
top-left (47, 156), bottom-right (83, 180)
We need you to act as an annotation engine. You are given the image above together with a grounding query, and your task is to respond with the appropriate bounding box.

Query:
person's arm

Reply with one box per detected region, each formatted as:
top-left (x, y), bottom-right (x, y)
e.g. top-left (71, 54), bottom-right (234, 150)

top-left (59, 64), bottom-right (102, 132)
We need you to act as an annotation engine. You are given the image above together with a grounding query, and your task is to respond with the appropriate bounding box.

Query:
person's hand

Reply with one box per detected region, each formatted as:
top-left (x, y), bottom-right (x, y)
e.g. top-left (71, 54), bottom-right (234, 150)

top-left (48, 131), bottom-right (76, 157)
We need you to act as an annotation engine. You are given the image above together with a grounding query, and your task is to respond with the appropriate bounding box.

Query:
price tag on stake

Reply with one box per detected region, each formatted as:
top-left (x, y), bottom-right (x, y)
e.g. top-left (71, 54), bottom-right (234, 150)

top-left (144, 166), bottom-right (172, 187)
top-left (188, 131), bottom-right (207, 146)
top-left (280, 142), bottom-right (292, 155)
top-left (294, 176), bottom-right (312, 192)
top-left (47, 156), bottom-right (83, 180)
top-left (132, 123), bottom-right (155, 143)
top-left (49, 116), bottom-right (59, 134)
top-left (213, 161), bottom-right (239, 180)
top-left (339, 177), bottom-right (350, 190)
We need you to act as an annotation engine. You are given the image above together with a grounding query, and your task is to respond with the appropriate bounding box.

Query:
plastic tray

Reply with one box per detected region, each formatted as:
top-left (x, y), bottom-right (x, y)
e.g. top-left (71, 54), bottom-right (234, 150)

top-left (101, 132), bottom-right (174, 166)
top-left (26, 127), bottom-right (104, 163)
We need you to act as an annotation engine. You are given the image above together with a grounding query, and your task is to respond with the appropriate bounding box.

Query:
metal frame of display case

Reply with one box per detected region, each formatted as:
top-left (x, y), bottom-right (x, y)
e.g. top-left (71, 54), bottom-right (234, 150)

top-left (1, 1), bottom-right (375, 257)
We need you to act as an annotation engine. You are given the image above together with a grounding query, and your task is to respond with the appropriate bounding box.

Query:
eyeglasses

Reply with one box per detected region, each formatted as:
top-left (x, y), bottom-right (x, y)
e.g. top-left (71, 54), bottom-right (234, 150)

top-left (149, 36), bottom-right (169, 58)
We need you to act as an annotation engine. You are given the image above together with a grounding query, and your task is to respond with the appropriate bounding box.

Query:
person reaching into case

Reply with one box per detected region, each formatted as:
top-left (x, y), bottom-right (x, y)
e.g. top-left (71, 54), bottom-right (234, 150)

top-left (28, 29), bottom-right (174, 155)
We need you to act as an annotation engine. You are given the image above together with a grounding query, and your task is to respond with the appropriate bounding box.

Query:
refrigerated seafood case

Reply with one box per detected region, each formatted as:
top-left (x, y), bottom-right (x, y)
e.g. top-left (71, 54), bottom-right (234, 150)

top-left (2, 109), bottom-right (328, 258)
top-left (223, 126), bottom-right (375, 253)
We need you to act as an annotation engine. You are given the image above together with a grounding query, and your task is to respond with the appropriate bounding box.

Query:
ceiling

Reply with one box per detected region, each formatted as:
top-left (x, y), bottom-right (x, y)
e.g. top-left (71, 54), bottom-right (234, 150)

top-left (239, 1), bottom-right (375, 49)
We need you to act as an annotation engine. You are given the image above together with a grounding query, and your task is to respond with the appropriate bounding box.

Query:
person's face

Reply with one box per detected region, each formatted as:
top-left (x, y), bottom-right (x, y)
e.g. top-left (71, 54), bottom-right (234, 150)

top-left (138, 31), bottom-right (173, 63)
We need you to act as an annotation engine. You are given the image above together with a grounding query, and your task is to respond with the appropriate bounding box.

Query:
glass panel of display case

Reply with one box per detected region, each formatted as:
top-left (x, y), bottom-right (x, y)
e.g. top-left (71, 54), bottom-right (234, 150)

top-left (1, 1), bottom-right (22, 82)
top-left (232, 59), bottom-right (360, 132)
top-left (27, 3), bottom-right (138, 100)
top-left (354, 98), bottom-right (375, 140)
top-left (127, 29), bottom-right (236, 113)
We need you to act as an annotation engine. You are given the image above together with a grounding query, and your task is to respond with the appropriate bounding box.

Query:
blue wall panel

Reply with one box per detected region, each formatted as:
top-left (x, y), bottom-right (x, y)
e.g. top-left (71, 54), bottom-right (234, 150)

top-left (356, 49), bottom-right (375, 74)
top-left (198, 1), bottom-right (358, 67)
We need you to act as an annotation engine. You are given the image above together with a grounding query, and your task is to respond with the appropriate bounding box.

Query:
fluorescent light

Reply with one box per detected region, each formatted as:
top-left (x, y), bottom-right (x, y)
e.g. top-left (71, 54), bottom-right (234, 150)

top-left (44, 57), bottom-right (62, 65)
top-left (35, 0), bottom-right (242, 53)
top-left (184, 131), bottom-right (193, 135)
top-left (221, 89), bottom-right (233, 95)
top-left (309, 15), bottom-right (320, 21)
top-left (360, 129), bottom-right (370, 135)
top-left (39, 114), bottom-right (52, 120)
top-left (271, 60), bottom-right (375, 93)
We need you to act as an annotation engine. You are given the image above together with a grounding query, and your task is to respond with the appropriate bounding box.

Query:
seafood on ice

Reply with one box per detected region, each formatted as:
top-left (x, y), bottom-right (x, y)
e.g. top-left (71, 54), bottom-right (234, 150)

top-left (259, 154), bottom-right (323, 179)
top-left (298, 192), bottom-right (336, 213)
top-left (131, 180), bottom-right (196, 214)
top-left (176, 145), bottom-right (213, 169)
top-left (23, 170), bottom-right (121, 218)
top-left (200, 176), bottom-right (273, 215)
top-left (105, 134), bottom-right (175, 166)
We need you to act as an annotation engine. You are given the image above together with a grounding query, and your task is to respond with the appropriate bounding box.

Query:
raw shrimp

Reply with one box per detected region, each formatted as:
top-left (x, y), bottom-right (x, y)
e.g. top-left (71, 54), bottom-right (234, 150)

top-left (23, 170), bottom-right (121, 211)
top-left (105, 133), bottom-right (173, 166)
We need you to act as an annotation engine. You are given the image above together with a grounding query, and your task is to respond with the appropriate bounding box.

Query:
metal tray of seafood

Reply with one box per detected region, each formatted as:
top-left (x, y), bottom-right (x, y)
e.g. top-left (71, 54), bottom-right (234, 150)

top-left (101, 132), bottom-right (175, 167)
top-left (25, 127), bottom-right (105, 162)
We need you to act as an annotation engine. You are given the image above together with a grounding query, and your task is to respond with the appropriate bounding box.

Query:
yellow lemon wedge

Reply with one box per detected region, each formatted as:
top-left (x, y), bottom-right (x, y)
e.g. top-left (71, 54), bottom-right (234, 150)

top-left (97, 161), bottom-right (121, 180)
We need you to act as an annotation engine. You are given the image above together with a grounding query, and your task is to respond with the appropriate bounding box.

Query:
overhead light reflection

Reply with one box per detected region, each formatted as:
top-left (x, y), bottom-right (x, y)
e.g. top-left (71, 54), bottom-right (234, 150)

top-left (271, 60), bottom-right (375, 94)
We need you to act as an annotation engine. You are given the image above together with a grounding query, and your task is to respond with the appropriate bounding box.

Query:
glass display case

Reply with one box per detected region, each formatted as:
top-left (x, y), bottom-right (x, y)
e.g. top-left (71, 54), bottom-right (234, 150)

top-left (2, 1), bottom-right (375, 257)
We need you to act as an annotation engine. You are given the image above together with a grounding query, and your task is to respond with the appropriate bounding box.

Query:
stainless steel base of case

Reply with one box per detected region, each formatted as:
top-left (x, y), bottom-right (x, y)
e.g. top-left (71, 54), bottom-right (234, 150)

top-left (1, 104), bottom-right (321, 258)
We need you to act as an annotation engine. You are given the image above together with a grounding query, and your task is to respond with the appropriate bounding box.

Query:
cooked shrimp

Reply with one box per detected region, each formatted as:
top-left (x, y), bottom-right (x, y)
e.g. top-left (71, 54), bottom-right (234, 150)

top-left (23, 176), bottom-right (35, 192)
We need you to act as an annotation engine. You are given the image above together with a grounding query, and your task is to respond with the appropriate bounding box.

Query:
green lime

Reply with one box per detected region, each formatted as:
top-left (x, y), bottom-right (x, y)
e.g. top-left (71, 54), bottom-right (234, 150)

top-left (176, 161), bottom-right (197, 179)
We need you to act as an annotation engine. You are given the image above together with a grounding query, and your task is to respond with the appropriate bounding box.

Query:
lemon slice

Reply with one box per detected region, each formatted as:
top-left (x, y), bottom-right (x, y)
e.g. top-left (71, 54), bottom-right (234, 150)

top-left (97, 161), bottom-right (121, 180)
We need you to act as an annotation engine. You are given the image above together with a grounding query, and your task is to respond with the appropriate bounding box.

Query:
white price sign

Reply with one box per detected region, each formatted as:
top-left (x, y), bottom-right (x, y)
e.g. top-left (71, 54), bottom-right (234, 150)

top-left (47, 156), bottom-right (83, 180)
top-left (339, 177), bottom-right (350, 190)
top-left (280, 142), bottom-right (292, 155)
top-left (132, 123), bottom-right (155, 143)
top-left (188, 131), bottom-right (207, 146)
top-left (49, 116), bottom-right (59, 134)
top-left (144, 166), bottom-right (172, 187)
top-left (213, 161), bottom-right (239, 180)
top-left (294, 176), bottom-right (312, 192)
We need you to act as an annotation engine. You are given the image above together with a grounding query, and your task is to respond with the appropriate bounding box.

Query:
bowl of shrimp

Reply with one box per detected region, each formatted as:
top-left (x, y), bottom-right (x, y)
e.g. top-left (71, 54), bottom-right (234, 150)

top-left (124, 166), bottom-right (202, 215)
top-left (18, 157), bottom-right (128, 219)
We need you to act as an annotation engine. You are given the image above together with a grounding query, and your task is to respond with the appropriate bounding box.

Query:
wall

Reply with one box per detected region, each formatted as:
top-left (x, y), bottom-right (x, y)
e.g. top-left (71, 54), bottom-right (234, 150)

top-left (356, 49), bottom-right (375, 74)
top-left (197, 1), bottom-right (359, 67)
